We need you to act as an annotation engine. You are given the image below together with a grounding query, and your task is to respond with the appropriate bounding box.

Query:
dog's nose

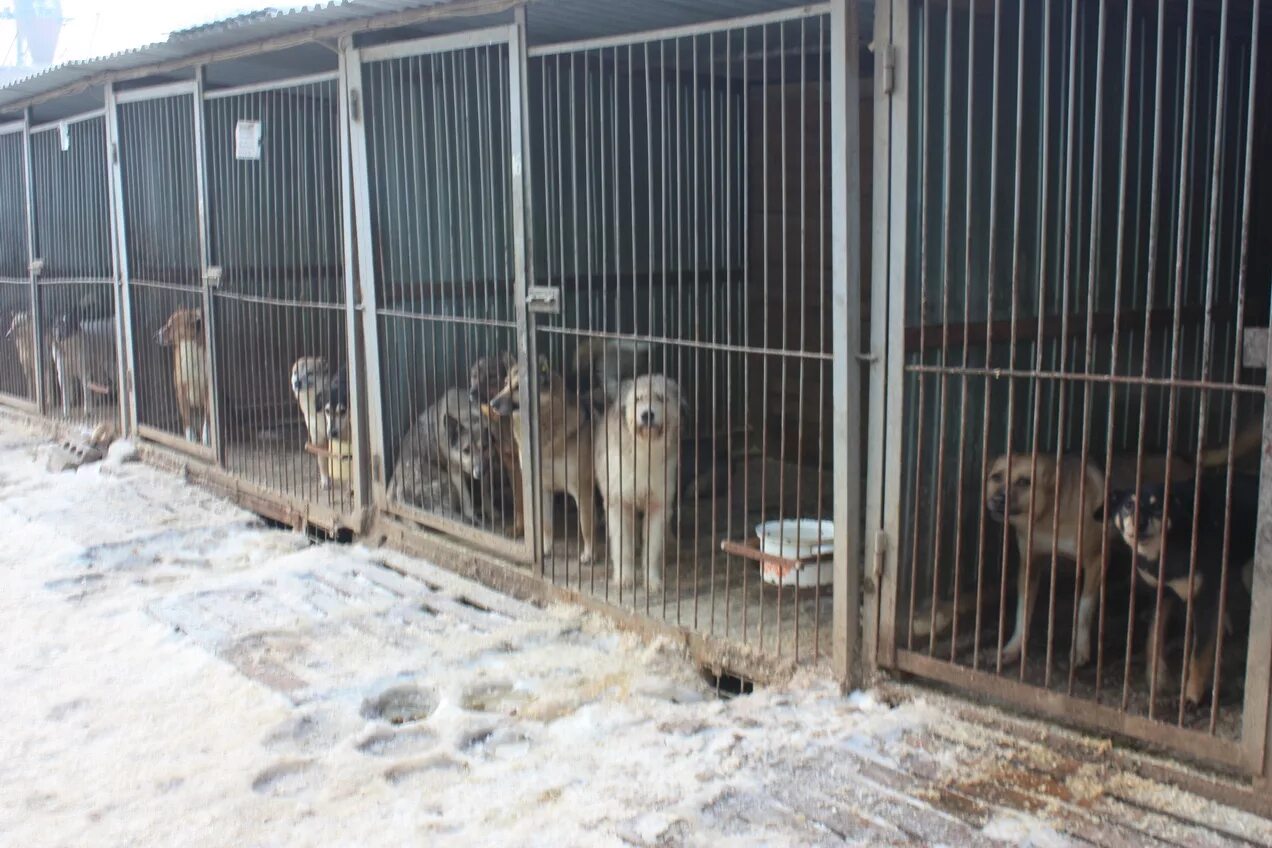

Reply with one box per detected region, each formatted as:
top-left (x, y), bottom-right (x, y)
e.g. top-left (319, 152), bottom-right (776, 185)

top-left (639, 409), bottom-right (656, 425)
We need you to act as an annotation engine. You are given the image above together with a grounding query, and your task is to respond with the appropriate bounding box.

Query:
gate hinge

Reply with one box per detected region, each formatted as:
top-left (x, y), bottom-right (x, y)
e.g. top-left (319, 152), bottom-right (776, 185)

top-left (871, 529), bottom-right (888, 586)
top-left (372, 454), bottom-right (383, 483)
top-left (204, 266), bottom-right (222, 288)
top-left (111, 141), bottom-right (118, 165)
top-left (349, 88), bottom-right (362, 123)
top-left (880, 43), bottom-right (897, 96)
top-left (127, 369), bottom-right (135, 396)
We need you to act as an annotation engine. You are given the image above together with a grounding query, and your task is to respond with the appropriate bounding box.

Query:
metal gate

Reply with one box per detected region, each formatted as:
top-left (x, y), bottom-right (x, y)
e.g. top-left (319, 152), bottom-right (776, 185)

top-left (0, 120), bottom-right (37, 411)
top-left (110, 83), bottom-right (216, 458)
top-left (28, 110), bottom-right (122, 429)
top-left (524, 4), bottom-right (849, 671)
top-left (202, 72), bottom-right (358, 519)
top-left (872, 0), bottom-right (1271, 772)
top-left (349, 27), bottom-right (534, 562)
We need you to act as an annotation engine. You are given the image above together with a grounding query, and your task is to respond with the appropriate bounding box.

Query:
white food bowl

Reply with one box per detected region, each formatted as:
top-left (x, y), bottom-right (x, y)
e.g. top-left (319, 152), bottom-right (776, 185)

top-left (755, 519), bottom-right (835, 588)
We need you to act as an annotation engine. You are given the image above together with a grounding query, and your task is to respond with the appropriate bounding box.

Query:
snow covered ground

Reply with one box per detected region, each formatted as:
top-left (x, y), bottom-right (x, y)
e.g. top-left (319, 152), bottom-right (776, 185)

top-left (1, 422), bottom-right (1269, 847)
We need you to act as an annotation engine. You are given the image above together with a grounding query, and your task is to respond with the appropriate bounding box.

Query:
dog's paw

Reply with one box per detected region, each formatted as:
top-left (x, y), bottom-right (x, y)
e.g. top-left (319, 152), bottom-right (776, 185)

top-left (578, 548), bottom-right (593, 565)
top-left (999, 641), bottom-right (1023, 665)
top-left (319, 476), bottom-right (332, 491)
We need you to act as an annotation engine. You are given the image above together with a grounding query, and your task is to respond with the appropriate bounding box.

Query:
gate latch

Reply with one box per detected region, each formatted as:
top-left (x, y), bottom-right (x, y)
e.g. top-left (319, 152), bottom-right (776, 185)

top-left (526, 285), bottom-right (560, 315)
top-left (29, 258), bottom-right (44, 278)
top-left (204, 266), bottom-right (223, 288)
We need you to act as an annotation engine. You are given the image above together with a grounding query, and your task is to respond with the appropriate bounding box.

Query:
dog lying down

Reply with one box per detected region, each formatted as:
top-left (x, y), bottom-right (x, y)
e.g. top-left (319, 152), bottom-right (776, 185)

top-left (1100, 472), bottom-right (1259, 707)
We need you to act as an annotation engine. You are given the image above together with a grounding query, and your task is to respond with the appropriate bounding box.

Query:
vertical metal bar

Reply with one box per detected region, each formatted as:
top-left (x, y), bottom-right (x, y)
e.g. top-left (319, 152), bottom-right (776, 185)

top-left (346, 45), bottom-right (391, 513)
top-left (927, 0), bottom-right (955, 656)
top-left (873, 0), bottom-right (908, 672)
top-left (191, 70), bottom-right (222, 464)
top-left (947, 0), bottom-right (978, 664)
top-left (1121, 0), bottom-right (1170, 716)
top-left (1095, 0), bottom-right (1138, 702)
top-left (104, 84), bottom-right (139, 438)
top-left (337, 48), bottom-right (367, 516)
top-left (510, 13), bottom-right (543, 570)
top-left (1178, 0), bottom-right (1230, 726)
top-left (1148, 0), bottom-right (1197, 719)
top-left (1067, 0), bottom-right (1108, 696)
top-left (20, 110), bottom-right (42, 414)
top-left (831, 0), bottom-right (863, 683)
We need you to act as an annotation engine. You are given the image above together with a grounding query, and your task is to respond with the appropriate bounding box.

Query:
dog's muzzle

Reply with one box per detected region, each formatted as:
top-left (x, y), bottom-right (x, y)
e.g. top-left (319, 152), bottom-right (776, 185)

top-left (986, 493), bottom-right (1007, 520)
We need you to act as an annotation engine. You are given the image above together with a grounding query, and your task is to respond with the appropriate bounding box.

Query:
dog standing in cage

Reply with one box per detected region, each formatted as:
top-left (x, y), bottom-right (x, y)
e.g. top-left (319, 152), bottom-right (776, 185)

top-left (50, 312), bottom-right (116, 417)
top-left (6, 311), bottom-right (54, 403)
top-left (389, 388), bottom-right (492, 523)
top-left (469, 353), bottom-right (524, 536)
top-left (594, 374), bottom-right (684, 590)
top-left (490, 359), bottom-right (596, 563)
top-left (984, 448), bottom-right (1233, 669)
top-left (155, 307), bottom-right (210, 445)
top-left (1101, 472), bottom-right (1259, 708)
top-left (290, 356), bottom-right (334, 489)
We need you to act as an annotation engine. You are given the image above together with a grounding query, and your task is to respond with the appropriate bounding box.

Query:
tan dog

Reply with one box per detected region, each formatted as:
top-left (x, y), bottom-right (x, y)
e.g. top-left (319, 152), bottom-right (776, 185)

top-left (6, 311), bottom-right (53, 402)
top-left (489, 359), bottom-right (596, 563)
top-left (469, 353), bottom-right (524, 536)
top-left (983, 444), bottom-right (1241, 666)
top-left (985, 454), bottom-right (1107, 667)
top-left (155, 308), bottom-right (210, 445)
top-left (594, 375), bottom-right (683, 590)
top-left (290, 356), bottom-right (333, 489)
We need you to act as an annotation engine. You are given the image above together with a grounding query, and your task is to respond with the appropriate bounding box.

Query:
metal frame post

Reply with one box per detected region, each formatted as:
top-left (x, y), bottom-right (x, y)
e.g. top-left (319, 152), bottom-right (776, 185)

top-left (511, 5), bottom-right (544, 577)
top-left (343, 44), bottom-right (391, 514)
top-left (20, 108), bottom-right (43, 413)
top-left (831, 0), bottom-right (864, 685)
top-left (192, 66), bottom-right (224, 465)
top-left (337, 45), bottom-right (369, 517)
top-left (104, 82), bottom-right (138, 437)
top-left (870, 0), bottom-right (910, 672)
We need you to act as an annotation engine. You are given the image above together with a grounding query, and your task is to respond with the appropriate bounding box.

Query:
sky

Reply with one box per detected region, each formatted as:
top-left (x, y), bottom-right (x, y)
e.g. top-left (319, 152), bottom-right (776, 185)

top-left (1, 0), bottom-right (298, 68)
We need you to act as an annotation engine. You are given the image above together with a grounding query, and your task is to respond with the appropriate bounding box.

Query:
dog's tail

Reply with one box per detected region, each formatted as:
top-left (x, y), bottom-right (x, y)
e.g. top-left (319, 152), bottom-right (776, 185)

top-left (1200, 419), bottom-right (1263, 468)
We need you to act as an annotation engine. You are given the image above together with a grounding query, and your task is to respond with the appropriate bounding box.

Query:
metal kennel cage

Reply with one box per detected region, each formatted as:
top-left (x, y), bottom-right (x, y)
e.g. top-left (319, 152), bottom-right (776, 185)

top-left (27, 109), bottom-right (123, 430)
top-left (110, 83), bottom-right (216, 459)
top-left (525, 5), bottom-right (844, 670)
top-left (349, 27), bottom-right (533, 562)
top-left (0, 120), bottom-right (36, 410)
top-left (202, 72), bottom-right (359, 520)
top-left (870, 0), bottom-right (1272, 773)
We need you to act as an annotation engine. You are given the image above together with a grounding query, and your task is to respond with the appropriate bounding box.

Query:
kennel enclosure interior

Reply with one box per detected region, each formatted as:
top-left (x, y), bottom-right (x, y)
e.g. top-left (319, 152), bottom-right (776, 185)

top-left (869, 0), bottom-right (1272, 779)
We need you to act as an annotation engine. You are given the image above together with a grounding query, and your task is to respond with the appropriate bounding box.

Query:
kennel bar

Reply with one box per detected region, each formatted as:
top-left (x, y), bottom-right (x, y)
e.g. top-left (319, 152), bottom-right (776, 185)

top-left (872, 0), bottom-right (1272, 775)
top-left (27, 107), bottom-right (124, 431)
top-left (0, 120), bottom-right (38, 412)
top-left (348, 25), bottom-right (536, 563)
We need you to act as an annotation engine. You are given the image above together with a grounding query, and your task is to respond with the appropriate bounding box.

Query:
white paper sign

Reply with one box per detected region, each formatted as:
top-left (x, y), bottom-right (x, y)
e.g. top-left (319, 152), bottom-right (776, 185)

top-left (235, 120), bottom-right (261, 160)
top-left (58, 121), bottom-right (70, 152)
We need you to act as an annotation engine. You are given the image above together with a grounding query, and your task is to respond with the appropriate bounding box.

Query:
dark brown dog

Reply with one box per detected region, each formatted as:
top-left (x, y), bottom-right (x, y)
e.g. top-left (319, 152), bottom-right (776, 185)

top-left (469, 353), bottom-right (524, 536)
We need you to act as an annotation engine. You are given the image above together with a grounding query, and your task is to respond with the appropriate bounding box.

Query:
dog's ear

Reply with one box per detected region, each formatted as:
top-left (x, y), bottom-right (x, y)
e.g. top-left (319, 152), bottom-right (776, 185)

top-left (444, 415), bottom-right (460, 446)
top-left (192, 309), bottom-right (203, 332)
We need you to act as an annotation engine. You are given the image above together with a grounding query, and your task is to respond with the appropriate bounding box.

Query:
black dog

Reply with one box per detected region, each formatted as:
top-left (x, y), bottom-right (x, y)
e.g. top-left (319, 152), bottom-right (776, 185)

top-left (321, 368), bottom-right (351, 442)
top-left (1101, 472), bottom-right (1259, 707)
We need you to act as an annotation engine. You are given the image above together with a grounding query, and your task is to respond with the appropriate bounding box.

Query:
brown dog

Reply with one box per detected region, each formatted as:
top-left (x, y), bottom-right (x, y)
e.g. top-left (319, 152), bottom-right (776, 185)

top-left (984, 449), bottom-right (1224, 668)
top-left (155, 308), bottom-right (210, 445)
top-left (469, 353), bottom-right (524, 536)
top-left (489, 359), bottom-right (596, 563)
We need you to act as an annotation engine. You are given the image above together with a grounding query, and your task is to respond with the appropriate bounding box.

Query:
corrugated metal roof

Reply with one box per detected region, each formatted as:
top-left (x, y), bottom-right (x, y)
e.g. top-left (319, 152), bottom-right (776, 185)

top-left (0, 0), bottom-right (858, 113)
top-left (0, 1), bottom-right (461, 111)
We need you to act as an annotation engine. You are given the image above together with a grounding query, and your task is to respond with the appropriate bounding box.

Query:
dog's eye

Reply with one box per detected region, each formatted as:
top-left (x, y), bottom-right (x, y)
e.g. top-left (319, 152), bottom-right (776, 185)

top-left (1014, 477), bottom-right (1030, 488)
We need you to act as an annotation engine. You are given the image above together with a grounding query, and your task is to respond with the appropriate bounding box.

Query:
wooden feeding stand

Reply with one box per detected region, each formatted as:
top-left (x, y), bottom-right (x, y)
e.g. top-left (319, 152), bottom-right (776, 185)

top-left (720, 536), bottom-right (833, 590)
